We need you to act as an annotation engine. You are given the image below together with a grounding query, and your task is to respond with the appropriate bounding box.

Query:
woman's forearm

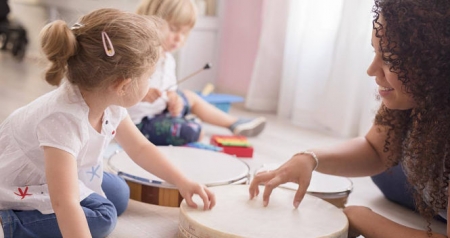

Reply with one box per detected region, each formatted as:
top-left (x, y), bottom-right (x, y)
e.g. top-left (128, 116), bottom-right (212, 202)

top-left (312, 136), bottom-right (386, 177)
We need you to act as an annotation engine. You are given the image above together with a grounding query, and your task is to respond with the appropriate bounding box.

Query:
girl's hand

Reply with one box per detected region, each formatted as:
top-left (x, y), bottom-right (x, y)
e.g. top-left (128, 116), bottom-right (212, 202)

top-left (249, 153), bottom-right (316, 208)
top-left (178, 179), bottom-right (216, 210)
top-left (167, 91), bottom-right (183, 117)
top-left (143, 88), bottom-right (162, 103)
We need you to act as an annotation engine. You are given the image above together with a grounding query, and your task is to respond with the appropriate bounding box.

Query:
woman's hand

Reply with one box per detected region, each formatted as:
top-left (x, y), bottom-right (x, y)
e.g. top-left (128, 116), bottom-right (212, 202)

top-left (178, 179), bottom-right (216, 210)
top-left (167, 91), bottom-right (183, 117)
top-left (249, 153), bottom-right (316, 208)
top-left (142, 88), bottom-right (162, 103)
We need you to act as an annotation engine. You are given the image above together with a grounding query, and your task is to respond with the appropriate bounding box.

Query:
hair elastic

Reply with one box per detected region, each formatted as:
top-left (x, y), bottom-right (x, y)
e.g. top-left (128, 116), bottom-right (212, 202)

top-left (70, 23), bottom-right (84, 30)
top-left (101, 31), bottom-right (115, 57)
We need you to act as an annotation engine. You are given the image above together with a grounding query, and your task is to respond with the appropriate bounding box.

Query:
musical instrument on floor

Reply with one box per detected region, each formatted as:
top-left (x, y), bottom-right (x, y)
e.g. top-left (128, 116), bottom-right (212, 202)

top-left (255, 163), bottom-right (353, 208)
top-left (178, 185), bottom-right (349, 238)
top-left (108, 146), bottom-right (249, 207)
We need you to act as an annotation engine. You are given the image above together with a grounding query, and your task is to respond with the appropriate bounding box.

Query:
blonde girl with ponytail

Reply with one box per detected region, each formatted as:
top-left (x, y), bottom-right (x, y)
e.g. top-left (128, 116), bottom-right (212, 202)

top-left (0, 8), bottom-right (215, 238)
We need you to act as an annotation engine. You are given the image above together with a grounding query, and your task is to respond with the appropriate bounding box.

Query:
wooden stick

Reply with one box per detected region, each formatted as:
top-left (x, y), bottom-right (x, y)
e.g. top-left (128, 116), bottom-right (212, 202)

top-left (164, 63), bottom-right (211, 91)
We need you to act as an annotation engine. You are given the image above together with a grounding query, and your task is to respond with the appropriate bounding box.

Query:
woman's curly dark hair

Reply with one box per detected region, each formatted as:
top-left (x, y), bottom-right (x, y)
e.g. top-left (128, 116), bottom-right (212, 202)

top-left (373, 0), bottom-right (450, 233)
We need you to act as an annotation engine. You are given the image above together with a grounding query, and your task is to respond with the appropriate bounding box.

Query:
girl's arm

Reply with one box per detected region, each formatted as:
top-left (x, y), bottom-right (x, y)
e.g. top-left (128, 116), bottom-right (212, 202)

top-left (345, 206), bottom-right (447, 238)
top-left (115, 116), bottom-right (214, 209)
top-left (44, 147), bottom-right (91, 238)
top-left (166, 90), bottom-right (183, 117)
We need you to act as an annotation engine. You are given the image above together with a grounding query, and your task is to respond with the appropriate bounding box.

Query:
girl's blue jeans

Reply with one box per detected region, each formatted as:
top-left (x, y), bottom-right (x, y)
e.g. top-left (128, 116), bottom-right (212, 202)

top-left (0, 172), bottom-right (130, 238)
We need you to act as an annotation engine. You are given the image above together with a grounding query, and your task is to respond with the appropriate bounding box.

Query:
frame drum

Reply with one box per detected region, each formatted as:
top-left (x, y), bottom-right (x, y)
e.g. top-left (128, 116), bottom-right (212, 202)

top-left (179, 185), bottom-right (348, 238)
top-left (108, 146), bottom-right (249, 207)
top-left (255, 163), bottom-right (353, 208)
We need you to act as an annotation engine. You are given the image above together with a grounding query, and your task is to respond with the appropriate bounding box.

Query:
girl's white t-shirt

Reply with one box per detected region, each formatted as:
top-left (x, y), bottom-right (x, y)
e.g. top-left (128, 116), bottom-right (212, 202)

top-left (127, 52), bottom-right (177, 124)
top-left (0, 82), bottom-right (127, 214)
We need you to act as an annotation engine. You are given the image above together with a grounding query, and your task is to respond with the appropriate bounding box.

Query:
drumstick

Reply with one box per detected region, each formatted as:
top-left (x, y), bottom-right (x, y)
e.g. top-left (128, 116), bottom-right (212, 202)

top-left (118, 171), bottom-right (175, 188)
top-left (164, 63), bottom-right (211, 91)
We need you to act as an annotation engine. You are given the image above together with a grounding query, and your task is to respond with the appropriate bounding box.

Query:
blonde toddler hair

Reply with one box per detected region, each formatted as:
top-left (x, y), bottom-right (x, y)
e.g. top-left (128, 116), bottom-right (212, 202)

top-left (136, 0), bottom-right (197, 28)
top-left (40, 8), bottom-right (162, 90)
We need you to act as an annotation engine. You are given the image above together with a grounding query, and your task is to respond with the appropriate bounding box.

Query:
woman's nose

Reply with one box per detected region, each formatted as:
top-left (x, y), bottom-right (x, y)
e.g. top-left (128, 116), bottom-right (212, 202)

top-left (366, 56), bottom-right (378, 77)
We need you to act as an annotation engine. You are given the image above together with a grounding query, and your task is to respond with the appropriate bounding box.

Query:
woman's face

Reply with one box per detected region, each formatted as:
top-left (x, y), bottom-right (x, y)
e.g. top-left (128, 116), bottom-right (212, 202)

top-left (367, 20), bottom-right (416, 110)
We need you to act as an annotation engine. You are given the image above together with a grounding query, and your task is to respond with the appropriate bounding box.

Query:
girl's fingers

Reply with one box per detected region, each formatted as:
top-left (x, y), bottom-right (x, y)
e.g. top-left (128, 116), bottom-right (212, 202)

top-left (196, 186), bottom-right (211, 210)
top-left (204, 187), bottom-right (216, 209)
top-left (184, 194), bottom-right (198, 208)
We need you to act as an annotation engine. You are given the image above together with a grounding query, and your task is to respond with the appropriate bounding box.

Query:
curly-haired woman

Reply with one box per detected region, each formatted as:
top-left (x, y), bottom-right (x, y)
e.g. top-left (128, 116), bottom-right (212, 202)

top-left (250, 0), bottom-right (450, 237)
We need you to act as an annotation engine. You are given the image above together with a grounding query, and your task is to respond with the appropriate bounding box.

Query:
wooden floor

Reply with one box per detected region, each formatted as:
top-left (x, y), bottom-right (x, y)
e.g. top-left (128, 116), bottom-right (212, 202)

top-left (1, 52), bottom-right (446, 237)
top-left (0, 53), bottom-right (54, 122)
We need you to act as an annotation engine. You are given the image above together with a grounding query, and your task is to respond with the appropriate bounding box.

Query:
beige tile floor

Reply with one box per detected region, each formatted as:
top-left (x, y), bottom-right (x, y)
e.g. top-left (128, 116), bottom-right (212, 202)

top-left (0, 52), bottom-right (446, 237)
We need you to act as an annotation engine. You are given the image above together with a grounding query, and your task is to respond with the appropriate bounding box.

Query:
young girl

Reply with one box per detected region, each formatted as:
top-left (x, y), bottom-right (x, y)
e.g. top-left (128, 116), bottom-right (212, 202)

top-left (129, 0), bottom-right (266, 146)
top-left (250, 0), bottom-right (450, 237)
top-left (0, 8), bottom-right (215, 238)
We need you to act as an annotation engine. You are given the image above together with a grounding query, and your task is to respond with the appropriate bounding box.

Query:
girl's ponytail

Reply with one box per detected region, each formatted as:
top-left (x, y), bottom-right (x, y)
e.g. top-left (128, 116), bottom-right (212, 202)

top-left (40, 20), bottom-right (77, 86)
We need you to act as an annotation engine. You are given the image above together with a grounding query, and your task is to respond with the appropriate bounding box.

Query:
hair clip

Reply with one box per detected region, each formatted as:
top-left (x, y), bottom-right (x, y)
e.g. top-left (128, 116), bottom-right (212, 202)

top-left (70, 23), bottom-right (84, 30)
top-left (101, 31), bottom-right (115, 57)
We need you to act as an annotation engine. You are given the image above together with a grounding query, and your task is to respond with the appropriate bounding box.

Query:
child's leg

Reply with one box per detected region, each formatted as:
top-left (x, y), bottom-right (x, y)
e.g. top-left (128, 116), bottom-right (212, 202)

top-left (137, 115), bottom-right (202, 146)
top-left (182, 90), bottom-right (266, 137)
top-left (182, 90), bottom-right (237, 128)
top-left (102, 172), bottom-right (130, 216)
top-left (0, 193), bottom-right (117, 238)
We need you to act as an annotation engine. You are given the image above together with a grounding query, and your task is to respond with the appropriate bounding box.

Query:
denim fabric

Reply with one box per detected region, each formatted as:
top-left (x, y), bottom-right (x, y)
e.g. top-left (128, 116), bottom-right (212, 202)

top-left (0, 172), bottom-right (129, 238)
top-left (101, 172), bottom-right (129, 216)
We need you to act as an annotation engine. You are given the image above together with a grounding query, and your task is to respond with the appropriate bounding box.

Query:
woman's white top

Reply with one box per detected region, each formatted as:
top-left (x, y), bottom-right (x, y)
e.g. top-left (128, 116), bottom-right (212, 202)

top-left (0, 82), bottom-right (127, 214)
top-left (128, 52), bottom-right (177, 124)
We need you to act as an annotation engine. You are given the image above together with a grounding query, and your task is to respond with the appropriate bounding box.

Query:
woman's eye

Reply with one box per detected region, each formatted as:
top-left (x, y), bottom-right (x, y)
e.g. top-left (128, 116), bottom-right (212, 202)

top-left (383, 60), bottom-right (392, 66)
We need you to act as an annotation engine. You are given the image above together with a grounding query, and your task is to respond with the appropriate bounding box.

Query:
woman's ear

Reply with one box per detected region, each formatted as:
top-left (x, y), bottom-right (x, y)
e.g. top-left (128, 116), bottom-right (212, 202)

top-left (110, 78), bottom-right (132, 96)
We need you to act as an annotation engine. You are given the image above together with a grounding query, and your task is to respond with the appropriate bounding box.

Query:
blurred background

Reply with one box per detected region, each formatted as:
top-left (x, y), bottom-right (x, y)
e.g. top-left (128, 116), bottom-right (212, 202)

top-left (2, 0), bottom-right (380, 138)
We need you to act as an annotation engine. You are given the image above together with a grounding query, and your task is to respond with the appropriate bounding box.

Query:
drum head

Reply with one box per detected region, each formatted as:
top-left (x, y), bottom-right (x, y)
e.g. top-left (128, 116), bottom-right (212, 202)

top-left (108, 146), bottom-right (249, 188)
top-left (179, 185), bottom-right (348, 238)
top-left (255, 163), bottom-right (353, 194)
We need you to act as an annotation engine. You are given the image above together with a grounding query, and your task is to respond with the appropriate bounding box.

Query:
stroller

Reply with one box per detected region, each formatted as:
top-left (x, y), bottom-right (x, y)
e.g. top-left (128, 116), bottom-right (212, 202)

top-left (0, 0), bottom-right (28, 60)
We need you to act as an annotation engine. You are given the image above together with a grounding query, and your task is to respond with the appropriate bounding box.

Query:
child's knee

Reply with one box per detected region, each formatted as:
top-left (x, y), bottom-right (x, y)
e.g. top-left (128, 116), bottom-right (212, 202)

top-left (114, 177), bottom-right (130, 216)
top-left (90, 201), bottom-right (118, 238)
top-left (180, 124), bottom-right (202, 143)
top-left (102, 173), bottom-right (130, 216)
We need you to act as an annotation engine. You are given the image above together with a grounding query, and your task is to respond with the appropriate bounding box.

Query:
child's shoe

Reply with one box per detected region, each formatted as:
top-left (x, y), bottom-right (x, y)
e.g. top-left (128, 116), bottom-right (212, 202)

top-left (229, 117), bottom-right (266, 137)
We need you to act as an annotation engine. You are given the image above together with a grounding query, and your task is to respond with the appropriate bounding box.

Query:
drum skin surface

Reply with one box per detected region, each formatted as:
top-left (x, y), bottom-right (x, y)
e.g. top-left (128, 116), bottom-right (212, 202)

top-left (108, 146), bottom-right (249, 207)
top-left (179, 185), bottom-right (348, 238)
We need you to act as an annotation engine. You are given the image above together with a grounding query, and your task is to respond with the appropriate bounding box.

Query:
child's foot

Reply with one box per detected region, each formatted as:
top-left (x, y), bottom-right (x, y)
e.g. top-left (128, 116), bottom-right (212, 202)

top-left (229, 117), bottom-right (266, 137)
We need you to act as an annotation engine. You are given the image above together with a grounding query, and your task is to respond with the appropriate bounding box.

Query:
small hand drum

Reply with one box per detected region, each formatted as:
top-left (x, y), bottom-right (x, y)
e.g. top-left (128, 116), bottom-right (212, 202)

top-left (108, 146), bottom-right (250, 207)
top-left (179, 185), bottom-right (349, 238)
